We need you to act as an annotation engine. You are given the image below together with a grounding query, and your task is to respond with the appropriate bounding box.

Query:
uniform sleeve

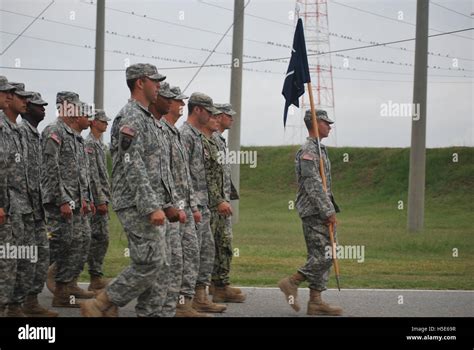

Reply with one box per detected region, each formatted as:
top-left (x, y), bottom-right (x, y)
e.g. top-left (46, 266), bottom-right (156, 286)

top-left (0, 131), bottom-right (9, 210)
top-left (118, 123), bottom-right (163, 216)
top-left (203, 138), bottom-right (226, 209)
top-left (41, 133), bottom-right (73, 207)
top-left (299, 152), bottom-right (335, 219)
top-left (86, 142), bottom-right (105, 205)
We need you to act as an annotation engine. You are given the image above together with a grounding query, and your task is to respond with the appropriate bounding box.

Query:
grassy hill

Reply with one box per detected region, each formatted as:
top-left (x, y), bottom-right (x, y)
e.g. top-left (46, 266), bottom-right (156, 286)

top-left (89, 146), bottom-right (474, 290)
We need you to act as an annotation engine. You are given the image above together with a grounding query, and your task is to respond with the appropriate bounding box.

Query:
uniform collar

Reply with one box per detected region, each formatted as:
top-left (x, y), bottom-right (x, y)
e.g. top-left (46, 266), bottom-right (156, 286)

top-left (160, 118), bottom-right (178, 134)
top-left (184, 121), bottom-right (202, 136)
top-left (129, 98), bottom-right (152, 117)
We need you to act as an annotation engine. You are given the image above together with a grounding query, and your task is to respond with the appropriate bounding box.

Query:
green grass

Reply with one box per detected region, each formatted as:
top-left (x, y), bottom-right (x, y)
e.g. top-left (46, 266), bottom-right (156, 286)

top-left (82, 147), bottom-right (474, 290)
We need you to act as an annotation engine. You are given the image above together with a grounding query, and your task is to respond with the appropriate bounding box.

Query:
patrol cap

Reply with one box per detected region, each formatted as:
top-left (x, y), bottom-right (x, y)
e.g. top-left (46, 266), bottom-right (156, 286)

top-left (158, 82), bottom-right (176, 98)
top-left (56, 91), bottom-right (81, 105)
top-left (215, 103), bottom-right (236, 116)
top-left (304, 109), bottom-right (334, 124)
top-left (170, 86), bottom-right (188, 100)
top-left (28, 92), bottom-right (48, 106)
top-left (92, 109), bottom-right (111, 122)
top-left (188, 92), bottom-right (220, 115)
top-left (126, 63), bottom-right (166, 81)
top-left (9, 82), bottom-right (34, 98)
top-left (0, 76), bottom-right (15, 92)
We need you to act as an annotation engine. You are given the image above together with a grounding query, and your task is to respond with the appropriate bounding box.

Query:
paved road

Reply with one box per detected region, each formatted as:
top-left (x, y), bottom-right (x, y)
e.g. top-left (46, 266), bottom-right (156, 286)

top-left (38, 285), bottom-right (474, 317)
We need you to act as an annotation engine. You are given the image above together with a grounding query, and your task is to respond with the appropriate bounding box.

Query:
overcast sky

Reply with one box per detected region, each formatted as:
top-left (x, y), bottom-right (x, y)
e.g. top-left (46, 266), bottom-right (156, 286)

top-left (1, 0), bottom-right (473, 147)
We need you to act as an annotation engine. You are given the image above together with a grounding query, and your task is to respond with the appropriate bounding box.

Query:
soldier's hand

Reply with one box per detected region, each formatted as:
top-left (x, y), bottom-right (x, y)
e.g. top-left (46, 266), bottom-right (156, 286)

top-left (178, 210), bottom-right (187, 224)
top-left (217, 201), bottom-right (233, 217)
top-left (90, 202), bottom-right (96, 216)
top-left (81, 200), bottom-right (90, 216)
top-left (0, 208), bottom-right (6, 225)
top-left (60, 203), bottom-right (73, 220)
top-left (97, 203), bottom-right (108, 216)
top-left (325, 214), bottom-right (337, 226)
top-left (149, 209), bottom-right (166, 226)
top-left (164, 207), bottom-right (180, 223)
top-left (193, 210), bottom-right (202, 224)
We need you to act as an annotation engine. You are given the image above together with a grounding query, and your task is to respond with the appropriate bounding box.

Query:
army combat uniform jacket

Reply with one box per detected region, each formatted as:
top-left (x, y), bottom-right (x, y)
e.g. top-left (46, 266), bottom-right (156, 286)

top-left (295, 137), bottom-right (339, 220)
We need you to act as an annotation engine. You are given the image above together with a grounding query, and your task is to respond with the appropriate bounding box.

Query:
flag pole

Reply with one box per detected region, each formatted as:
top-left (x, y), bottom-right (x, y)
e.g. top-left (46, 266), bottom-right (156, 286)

top-left (306, 82), bottom-right (341, 291)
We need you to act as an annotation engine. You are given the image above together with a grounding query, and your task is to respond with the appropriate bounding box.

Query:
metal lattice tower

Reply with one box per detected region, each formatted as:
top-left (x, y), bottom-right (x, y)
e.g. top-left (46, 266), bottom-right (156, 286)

top-left (285, 0), bottom-right (337, 146)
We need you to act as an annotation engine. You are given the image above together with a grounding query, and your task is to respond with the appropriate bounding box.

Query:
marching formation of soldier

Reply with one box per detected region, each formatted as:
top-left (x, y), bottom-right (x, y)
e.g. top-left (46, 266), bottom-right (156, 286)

top-left (0, 63), bottom-right (245, 318)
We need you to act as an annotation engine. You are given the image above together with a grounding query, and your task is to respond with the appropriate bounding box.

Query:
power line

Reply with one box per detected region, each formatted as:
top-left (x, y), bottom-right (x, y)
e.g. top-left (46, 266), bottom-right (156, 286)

top-left (1, 1), bottom-right (55, 55)
top-left (431, 1), bottom-right (474, 20)
top-left (183, 0), bottom-right (251, 92)
top-left (1, 27), bottom-right (472, 77)
top-left (197, 0), bottom-right (474, 62)
top-left (79, 0), bottom-right (270, 47)
top-left (3, 5), bottom-right (472, 65)
top-left (330, 0), bottom-right (474, 41)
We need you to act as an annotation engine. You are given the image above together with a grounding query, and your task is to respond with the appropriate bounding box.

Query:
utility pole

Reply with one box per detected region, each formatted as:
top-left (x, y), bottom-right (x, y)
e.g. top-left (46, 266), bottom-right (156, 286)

top-left (94, 0), bottom-right (105, 109)
top-left (228, 0), bottom-right (244, 223)
top-left (408, 0), bottom-right (429, 232)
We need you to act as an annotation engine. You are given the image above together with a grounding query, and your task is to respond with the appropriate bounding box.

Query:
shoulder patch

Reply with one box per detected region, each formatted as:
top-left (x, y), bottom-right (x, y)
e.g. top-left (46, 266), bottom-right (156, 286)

top-left (85, 147), bottom-right (94, 154)
top-left (120, 126), bottom-right (136, 138)
top-left (302, 153), bottom-right (314, 161)
top-left (50, 132), bottom-right (61, 145)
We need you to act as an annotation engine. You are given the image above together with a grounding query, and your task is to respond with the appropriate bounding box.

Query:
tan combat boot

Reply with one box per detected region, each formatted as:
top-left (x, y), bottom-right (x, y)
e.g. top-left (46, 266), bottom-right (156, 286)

top-left (52, 282), bottom-right (81, 308)
top-left (278, 271), bottom-right (306, 312)
top-left (212, 285), bottom-right (246, 303)
top-left (46, 263), bottom-right (57, 294)
top-left (6, 303), bottom-right (26, 317)
top-left (88, 275), bottom-right (111, 292)
top-left (67, 278), bottom-right (95, 299)
top-left (192, 286), bottom-right (227, 313)
top-left (209, 282), bottom-right (242, 296)
top-left (80, 290), bottom-right (119, 317)
top-left (23, 294), bottom-right (59, 317)
top-left (307, 289), bottom-right (343, 316)
top-left (175, 297), bottom-right (212, 317)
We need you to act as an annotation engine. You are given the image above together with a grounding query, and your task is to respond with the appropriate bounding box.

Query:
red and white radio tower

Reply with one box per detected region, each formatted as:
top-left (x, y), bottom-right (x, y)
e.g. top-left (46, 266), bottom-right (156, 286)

top-left (285, 0), bottom-right (337, 145)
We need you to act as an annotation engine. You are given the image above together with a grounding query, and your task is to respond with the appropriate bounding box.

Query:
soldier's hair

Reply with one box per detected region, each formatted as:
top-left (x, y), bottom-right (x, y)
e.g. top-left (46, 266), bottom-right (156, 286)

top-left (126, 77), bottom-right (146, 92)
top-left (188, 103), bottom-right (198, 115)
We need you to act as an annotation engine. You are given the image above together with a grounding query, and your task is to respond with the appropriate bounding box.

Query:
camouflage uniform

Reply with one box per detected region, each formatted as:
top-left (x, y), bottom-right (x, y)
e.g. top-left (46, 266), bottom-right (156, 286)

top-left (211, 131), bottom-right (235, 286)
top-left (41, 117), bottom-right (92, 284)
top-left (295, 137), bottom-right (339, 291)
top-left (0, 113), bottom-right (17, 310)
top-left (0, 108), bottom-right (36, 306)
top-left (180, 122), bottom-right (215, 288)
top-left (85, 131), bottom-right (110, 278)
top-left (108, 96), bottom-right (174, 317)
top-left (159, 117), bottom-right (199, 316)
top-left (19, 118), bottom-right (49, 296)
top-left (203, 133), bottom-right (231, 286)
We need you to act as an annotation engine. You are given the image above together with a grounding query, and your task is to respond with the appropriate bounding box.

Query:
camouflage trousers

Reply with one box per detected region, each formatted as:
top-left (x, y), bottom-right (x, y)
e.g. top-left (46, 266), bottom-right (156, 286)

top-left (159, 218), bottom-right (182, 317)
top-left (45, 205), bottom-right (91, 283)
top-left (107, 207), bottom-right (170, 317)
top-left (298, 215), bottom-right (337, 291)
top-left (0, 220), bottom-right (17, 306)
top-left (161, 207), bottom-right (199, 316)
top-left (179, 208), bottom-right (199, 298)
top-left (87, 213), bottom-right (109, 277)
top-left (211, 211), bottom-right (233, 286)
top-left (28, 219), bottom-right (50, 296)
top-left (11, 213), bottom-right (36, 304)
top-left (195, 205), bottom-right (215, 287)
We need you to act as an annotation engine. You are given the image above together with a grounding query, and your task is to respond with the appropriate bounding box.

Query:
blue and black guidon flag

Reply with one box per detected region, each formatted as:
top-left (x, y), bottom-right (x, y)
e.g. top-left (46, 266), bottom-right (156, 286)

top-left (282, 18), bottom-right (310, 127)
